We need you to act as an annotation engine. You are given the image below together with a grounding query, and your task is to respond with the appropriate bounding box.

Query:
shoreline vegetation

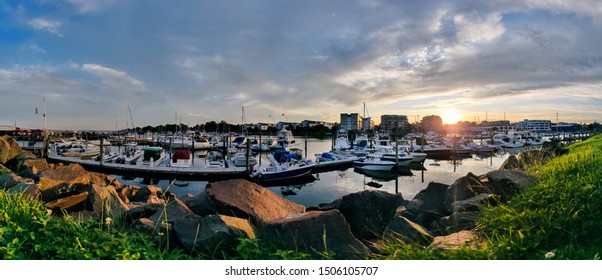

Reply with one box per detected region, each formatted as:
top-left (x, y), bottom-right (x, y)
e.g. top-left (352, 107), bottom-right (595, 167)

top-left (1, 133), bottom-right (600, 260)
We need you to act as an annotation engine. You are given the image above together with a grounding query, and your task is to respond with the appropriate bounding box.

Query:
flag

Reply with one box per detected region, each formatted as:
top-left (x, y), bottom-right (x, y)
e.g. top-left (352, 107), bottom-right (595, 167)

top-left (35, 107), bottom-right (38, 115)
top-left (281, 114), bottom-right (285, 116)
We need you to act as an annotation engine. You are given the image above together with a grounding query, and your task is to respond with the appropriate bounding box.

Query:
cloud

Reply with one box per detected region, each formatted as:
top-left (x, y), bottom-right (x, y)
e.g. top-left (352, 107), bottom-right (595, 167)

top-left (81, 64), bottom-right (146, 93)
top-left (28, 18), bottom-right (61, 35)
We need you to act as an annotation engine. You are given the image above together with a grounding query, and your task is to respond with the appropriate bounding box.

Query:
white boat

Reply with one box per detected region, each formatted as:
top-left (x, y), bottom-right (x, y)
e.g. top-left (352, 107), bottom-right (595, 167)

top-left (141, 147), bottom-right (165, 167)
top-left (114, 143), bottom-right (144, 164)
top-left (204, 150), bottom-right (226, 169)
top-left (353, 156), bottom-right (396, 171)
top-left (376, 149), bottom-right (414, 167)
top-left (314, 151), bottom-right (357, 164)
top-left (168, 149), bottom-right (192, 168)
top-left (251, 153), bottom-right (314, 182)
top-left (333, 128), bottom-right (351, 151)
top-left (231, 151), bottom-right (258, 168)
top-left (273, 128), bottom-right (296, 149)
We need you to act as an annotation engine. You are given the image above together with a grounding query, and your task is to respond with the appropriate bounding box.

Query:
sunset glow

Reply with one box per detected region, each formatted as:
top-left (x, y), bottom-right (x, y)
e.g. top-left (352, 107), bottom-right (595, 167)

top-left (441, 109), bottom-right (461, 124)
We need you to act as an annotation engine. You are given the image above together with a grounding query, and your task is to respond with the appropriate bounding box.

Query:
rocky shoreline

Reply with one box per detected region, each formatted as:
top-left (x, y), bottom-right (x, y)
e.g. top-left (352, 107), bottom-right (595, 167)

top-left (0, 135), bottom-right (563, 259)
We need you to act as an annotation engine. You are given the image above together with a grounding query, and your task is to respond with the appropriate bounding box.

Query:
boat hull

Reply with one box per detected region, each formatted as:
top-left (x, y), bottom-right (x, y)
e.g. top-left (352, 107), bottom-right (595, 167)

top-left (257, 165), bottom-right (314, 182)
top-left (353, 161), bottom-right (395, 171)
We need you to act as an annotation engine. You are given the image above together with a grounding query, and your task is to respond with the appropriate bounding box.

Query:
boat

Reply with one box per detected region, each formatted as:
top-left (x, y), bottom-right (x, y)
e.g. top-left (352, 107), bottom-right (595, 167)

top-left (352, 155), bottom-right (396, 171)
top-left (114, 142), bottom-right (143, 164)
top-left (231, 151), bottom-right (258, 168)
top-left (204, 150), bottom-right (226, 169)
top-left (314, 151), bottom-right (356, 163)
top-left (333, 128), bottom-right (351, 151)
top-left (273, 128), bottom-right (296, 149)
top-left (169, 149), bottom-right (192, 168)
top-left (250, 149), bottom-right (314, 182)
top-left (377, 149), bottom-right (414, 167)
top-left (141, 147), bottom-right (165, 167)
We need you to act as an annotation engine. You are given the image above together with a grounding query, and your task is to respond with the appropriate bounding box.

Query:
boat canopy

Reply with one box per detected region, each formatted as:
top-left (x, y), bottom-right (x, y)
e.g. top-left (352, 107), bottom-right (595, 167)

top-left (172, 149), bottom-right (191, 162)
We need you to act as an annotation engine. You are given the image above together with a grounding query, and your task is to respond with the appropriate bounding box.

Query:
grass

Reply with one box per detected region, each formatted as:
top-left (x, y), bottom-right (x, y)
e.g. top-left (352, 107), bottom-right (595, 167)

top-left (2, 134), bottom-right (601, 259)
top-left (378, 134), bottom-right (602, 260)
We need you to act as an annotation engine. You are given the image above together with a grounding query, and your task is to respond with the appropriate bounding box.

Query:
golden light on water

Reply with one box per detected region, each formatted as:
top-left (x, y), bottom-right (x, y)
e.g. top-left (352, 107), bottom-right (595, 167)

top-left (441, 109), bottom-right (461, 124)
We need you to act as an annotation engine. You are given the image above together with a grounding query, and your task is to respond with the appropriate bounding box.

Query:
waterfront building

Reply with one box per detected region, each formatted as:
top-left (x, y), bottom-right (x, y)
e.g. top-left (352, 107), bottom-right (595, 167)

top-left (380, 115), bottom-right (409, 131)
top-left (515, 119), bottom-right (552, 133)
top-left (340, 113), bottom-right (362, 131)
top-left (300, 120), bottom-right (334, 129)
top-left (480, 120), bottom-right (514, 133)
top-left (421, 115), bottom-right (443, 133)
top-left (362, 117), bottom-right (374, 131)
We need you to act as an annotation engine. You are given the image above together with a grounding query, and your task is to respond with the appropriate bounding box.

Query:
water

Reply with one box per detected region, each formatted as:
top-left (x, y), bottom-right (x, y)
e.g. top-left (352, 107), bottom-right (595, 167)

top-left (114, 138), bottom-right (515, 207)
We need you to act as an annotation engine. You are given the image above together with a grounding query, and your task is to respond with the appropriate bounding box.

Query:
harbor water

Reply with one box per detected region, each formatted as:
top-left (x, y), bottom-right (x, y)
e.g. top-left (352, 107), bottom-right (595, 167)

top-left (114, 138), bottom-right (514, 207)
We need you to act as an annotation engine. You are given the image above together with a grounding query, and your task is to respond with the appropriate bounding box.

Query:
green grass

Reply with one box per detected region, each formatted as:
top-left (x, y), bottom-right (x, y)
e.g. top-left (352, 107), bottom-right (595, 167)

top-left (378, 134), bottom-right (602, 260)
top-left (0, 191), bottom-right (191, 260)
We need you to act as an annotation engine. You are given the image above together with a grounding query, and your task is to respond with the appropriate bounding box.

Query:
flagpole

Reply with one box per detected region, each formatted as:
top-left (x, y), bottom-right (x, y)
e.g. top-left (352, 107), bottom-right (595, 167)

top-left (43, 95), bottom-right (48, 158)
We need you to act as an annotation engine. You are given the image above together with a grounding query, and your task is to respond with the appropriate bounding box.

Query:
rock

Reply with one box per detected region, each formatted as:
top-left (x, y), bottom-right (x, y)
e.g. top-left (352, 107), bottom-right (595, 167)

top-left (174, 215), bottom-right (255, 254)
top-left (206, 179), bottom-right (305, 224)
top-left (82, 184), bottom-right (130, 218)
top-left (123, 203), bottom-right (163, 224)
top-left (132, 185), bottom-right (164, 203)
top-left (134, 218), bottom-right (156, 233)
top-left (45, 192), bottom-right (89, 213)
top-left (486, 170), bottom-right (538, 202)
top-left (428, 230), bottom-right (479, 250)
top-left (38, 171), bottom-right (104, 202)
top-left (384, 215), bottom-right (433, 246)
top-left (440, 211), bottom-right (483, 234)
top-left (259, 210), bottom-right (370, 259)
top-left (180, 191), bottom-right (218, 217)
top-left (118, 185), bottom-right (139, 202)
top-left (443, 172), bottom-right (489, 213)
top-left (92, 173), bottom-right (123, 189)
top-left (40, 164), bottom-right (88, 181)
top-left (13, 158), bottom-right (50, 179)
top-left (450, 193), bottom-right (499, 212)
top-left (148, 196), bottom-right (196, 225)
top-left (413, 182), bottom-right (449, 215)
top-left (500, 155), bottom-right (521, 170)
top-left (0, 164), bottom-right (35, 190)
top-left (334, 190), bottom-right (404, 241)
top-left (0, 136), bottom-right (22, 164)
top-left (7, 182), bottom-right (40, 199)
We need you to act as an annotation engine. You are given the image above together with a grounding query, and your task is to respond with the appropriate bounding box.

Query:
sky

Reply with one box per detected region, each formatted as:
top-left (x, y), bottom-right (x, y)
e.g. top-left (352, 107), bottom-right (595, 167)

top-left (1, 0), bottom-right (601, 130)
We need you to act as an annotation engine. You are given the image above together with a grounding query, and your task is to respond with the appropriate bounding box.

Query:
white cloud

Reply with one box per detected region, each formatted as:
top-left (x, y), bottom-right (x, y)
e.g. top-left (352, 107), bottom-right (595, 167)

top-left (454, 13), bottom-right (505, 44)
top-left (28, 18), bottom-right (61, 35)
top-left (67, 0), bottom-right (117, 13)
top-left (81, 64), bottom-right (146, 92)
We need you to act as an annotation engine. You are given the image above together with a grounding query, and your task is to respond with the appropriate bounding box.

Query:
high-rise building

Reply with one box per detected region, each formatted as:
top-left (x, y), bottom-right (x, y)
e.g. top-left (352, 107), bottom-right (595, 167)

top-left (380, 115), bottom-right (409, 131)
top-left (340, 113), bottom-right (362, 131)
top-left (421, 115), bottom-right (443, 132)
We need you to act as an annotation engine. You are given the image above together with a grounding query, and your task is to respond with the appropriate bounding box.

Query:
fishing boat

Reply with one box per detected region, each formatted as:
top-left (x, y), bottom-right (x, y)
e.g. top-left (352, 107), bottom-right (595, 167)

top-left (353, 155), bottom-right (396, 171)
top-left (333, 127), bottom-right (351, 151)
top-left (250, 149), bottom-right (314, 182)
top-left (273, 128), bottom-right (296, 149)
top-left (114, 142), bottom-right (143, 164)
top-left (231, 151), bottom-right (258, 168)
top-left (169, 149), bottom-right (192, 168)
top-left (141, 147), bottom-right (165, 167)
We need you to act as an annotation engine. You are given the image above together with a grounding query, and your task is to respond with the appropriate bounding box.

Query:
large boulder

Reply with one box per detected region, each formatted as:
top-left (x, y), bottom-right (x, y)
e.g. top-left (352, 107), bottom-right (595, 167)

top-left (443, 172), bottom-right (489, 213)
top-left (439, 211), bottom-right (483, 234)
top-left (499, 155), bottom-right (521, 170)
top-left (412, 182), bottom-right (449, 215)
top-left (45, 192), bottom-right (89, 213)
top-left (0, 136), bottom-right (22, 164)
top-left (132, 185), bottom-right (164, 203)
top-left (206, 179), bottom-right (305, 224)
top-left (180, 192), bottom-right (218, 217)
top-left (174, 214), bottom-right (255, 255)
top-left (384, 215), bottom-right (433, 246)
top-left (122, 203), bottom-right (163, 224)
top-left (334, 190), bottom-right (404, 241)
top-left (486, 170), bottom-right (538, 202)
top-left (258, 210), bottom-right (370, 259)
top-left (7, 183), bottom-right (40, 199)
top-left (38, 164), bottom-right (92, 201)
top-left (148, 195), bottom-right (196, 225)
top-left (0, 164), bottom-right (35, 190)
top-left (450, 193), bottom-right (499, 212)
top-left (81, 184), bottom-right (130, 218)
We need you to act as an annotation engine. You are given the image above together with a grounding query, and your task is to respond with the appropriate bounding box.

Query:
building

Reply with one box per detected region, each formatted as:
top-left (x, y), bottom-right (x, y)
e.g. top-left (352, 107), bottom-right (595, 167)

top-left (380, 115), bottom-right (409, 131)
top-left (361, 117), bottom-right (374, 131)
top-left (421, 115), bottom-right (443, 132)
top-left (480, 120), bottom-right (514, 133)
top-left (300, 120), bottom-right (334, 129)
top-left (515, 119), bottom-right (552, 132)
top-left (340, 113), bottom-right (362, 131)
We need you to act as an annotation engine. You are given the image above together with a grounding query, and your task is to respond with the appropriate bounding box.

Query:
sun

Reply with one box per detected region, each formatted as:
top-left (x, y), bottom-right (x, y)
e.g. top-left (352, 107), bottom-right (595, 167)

top-left (441, 109), bottom-right (461, 124)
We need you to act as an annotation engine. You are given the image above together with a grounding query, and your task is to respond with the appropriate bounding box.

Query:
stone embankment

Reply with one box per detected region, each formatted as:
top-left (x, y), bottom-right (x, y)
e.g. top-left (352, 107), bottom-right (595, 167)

top-left (0, 135), bottom-right (563, 259)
